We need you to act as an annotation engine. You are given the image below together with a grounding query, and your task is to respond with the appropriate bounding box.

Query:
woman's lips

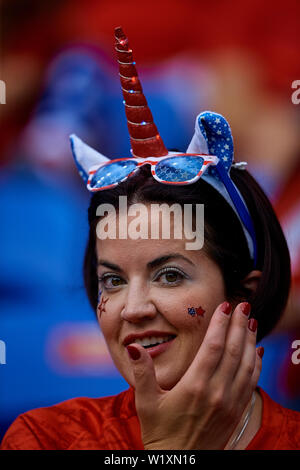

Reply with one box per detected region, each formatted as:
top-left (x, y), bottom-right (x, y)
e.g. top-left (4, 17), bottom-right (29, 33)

top-left (138, 337), bottom-right (175, 359)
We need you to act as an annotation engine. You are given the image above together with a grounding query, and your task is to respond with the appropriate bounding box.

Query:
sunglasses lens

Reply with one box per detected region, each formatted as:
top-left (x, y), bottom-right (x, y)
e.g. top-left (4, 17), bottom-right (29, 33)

top-left (90, 160), bottom-right (137, 189)
top-left (155, 156), bottom-right (204, 182)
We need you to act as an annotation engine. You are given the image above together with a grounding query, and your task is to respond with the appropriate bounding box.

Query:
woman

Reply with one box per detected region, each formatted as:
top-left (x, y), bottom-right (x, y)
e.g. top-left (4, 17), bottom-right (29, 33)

top-left (2, 27), bottom-right (300, 450)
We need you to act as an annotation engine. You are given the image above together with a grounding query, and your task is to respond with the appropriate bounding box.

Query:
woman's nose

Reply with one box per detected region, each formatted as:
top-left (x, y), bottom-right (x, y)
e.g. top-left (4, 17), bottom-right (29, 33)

top-left (121, 287), bottom-right (157, 323)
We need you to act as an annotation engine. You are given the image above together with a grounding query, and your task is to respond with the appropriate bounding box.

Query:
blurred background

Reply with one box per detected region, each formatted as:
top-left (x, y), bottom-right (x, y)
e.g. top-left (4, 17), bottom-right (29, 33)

top-left (0, 0), bottom-right (300, 441)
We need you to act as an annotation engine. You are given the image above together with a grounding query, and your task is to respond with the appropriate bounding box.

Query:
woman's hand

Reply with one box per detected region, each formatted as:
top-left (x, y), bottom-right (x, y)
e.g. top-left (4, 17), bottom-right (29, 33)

top-left (126, 301), bottom-right (263, 450)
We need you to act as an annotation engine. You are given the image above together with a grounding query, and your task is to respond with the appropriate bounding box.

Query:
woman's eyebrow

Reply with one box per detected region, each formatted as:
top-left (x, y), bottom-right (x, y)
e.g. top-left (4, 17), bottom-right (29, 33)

top-left (147, 254), bottom-right (195, 269)
top-left (97, 260), bottom-right (124, 273)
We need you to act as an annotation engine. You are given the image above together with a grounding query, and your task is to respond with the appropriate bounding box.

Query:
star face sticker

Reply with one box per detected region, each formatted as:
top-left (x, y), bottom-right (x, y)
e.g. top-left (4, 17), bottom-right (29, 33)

top-left (98, 296), bottom-right (108, 318)
top-left (188, 306), bottom-right (205, 317)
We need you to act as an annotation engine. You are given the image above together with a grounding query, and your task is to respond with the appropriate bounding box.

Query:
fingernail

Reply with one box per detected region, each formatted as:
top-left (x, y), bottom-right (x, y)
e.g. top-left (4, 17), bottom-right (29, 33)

top-left (248, 318), bottom-right (258, 332)
top-left (126, 345), bottom-right (141, 360)
top-left (257, 346), bottom-right (264, 358)
top-left (241, 302), bottom-right (251, 316)
top-left (220, 301), bottom-right (232, 315)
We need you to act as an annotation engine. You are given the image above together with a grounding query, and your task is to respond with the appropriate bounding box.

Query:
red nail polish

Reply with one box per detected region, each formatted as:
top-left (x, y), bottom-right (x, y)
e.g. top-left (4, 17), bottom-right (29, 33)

top-left (257, 346), bottom-right (264, 358)
top-left (241, 302), bottom-right (251, 316)
top-left (127, 345), bottom-right (141, 360)
top-left (248, 318), bottom-right (257, 332)
top-left (220, 301), bottom-right (232, 315)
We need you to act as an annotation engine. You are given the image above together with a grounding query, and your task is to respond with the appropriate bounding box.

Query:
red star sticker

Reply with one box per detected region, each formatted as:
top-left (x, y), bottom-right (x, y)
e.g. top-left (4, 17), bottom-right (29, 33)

top-left (98, 297), bottom-right (108, 318)
top-left (195, 306), bottom-right (205, 317)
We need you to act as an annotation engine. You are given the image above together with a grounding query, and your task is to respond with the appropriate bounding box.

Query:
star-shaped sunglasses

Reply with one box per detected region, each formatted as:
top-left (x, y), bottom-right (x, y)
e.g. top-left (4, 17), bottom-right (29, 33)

top-left (87, 153), bottom-right (219, 191)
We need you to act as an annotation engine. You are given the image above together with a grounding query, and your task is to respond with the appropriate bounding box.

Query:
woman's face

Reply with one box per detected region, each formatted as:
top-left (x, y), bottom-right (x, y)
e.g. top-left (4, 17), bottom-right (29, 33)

top-left (96, 206), bottom-right (227, 390)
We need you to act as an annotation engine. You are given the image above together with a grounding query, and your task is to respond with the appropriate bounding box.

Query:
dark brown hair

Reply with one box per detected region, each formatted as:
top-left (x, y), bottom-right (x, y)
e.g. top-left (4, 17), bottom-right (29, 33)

top-left (83, 165), bottom-right (291, 343)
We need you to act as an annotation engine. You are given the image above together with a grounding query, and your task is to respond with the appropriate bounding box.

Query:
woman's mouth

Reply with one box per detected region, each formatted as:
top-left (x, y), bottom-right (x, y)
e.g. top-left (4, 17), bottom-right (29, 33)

top-left (128, 335), bottom-right (176, 358)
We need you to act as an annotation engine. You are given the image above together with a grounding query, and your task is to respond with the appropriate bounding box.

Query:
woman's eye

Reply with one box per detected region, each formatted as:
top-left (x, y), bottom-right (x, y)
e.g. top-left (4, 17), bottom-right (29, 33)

top-left (98, 275), bottom-right (126, 289)
top-left (110, 277), bottom-right (124, 286)
top-left (164, 272), bottom-right (180, 283)
top-left (154, 268), bottom-right (186, 285)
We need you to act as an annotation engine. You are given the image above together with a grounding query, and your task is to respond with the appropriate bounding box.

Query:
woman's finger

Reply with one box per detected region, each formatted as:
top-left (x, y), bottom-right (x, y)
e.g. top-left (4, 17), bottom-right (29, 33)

top-left (183, 301), bottom-right (233, 384)
top-left (215, 302), bottom-right (251, 383)
top-left (230, 318), bottom-right (258, 398)
top-left (126, 343), bottom-right (161, 416)
top-left (250, 346), bottom-right (264, 390)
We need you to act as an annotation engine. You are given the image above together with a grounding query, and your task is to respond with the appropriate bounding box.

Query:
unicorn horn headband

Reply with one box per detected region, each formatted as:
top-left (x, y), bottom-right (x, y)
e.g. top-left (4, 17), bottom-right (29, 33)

top-left (70, 27), bottom-right (257, 266)
top-left (114, 26), bottom-right (168, 158)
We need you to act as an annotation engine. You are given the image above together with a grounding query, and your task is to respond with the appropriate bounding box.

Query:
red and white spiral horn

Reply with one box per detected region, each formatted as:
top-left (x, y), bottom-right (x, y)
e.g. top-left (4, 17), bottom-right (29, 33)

top-left (114, 26), bottom-right (168, 158)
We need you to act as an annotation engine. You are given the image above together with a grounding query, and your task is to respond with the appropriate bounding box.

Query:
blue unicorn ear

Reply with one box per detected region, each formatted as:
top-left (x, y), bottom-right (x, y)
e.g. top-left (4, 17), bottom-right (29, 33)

top-left (70, 134), bottom-right (110, 184)
top-left (187, 111), bottom-right (234, 176)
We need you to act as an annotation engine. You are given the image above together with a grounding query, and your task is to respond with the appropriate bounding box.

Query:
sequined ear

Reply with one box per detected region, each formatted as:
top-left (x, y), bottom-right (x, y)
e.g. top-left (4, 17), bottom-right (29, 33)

top-left (70, 134), bottom-right (110, 183)
top-left (198, 111), bottom-right (234, 176)
top-left (186, 111), bottom-right (234, 177)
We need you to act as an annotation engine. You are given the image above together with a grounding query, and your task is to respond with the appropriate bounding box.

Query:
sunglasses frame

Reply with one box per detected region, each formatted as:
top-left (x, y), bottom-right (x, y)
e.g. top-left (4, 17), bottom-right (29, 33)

top-left (86, 153), bottom-right (219, 192)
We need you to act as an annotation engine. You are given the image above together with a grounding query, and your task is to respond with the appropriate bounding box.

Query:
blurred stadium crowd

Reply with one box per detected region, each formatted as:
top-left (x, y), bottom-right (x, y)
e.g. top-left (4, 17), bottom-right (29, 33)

top-left (0, 0), bottom-right (300, 440)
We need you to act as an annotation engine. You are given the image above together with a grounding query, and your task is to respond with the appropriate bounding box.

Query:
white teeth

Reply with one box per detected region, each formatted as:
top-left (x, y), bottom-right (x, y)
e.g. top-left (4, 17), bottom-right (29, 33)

top-left (133, 335), bottom-right (173, 348)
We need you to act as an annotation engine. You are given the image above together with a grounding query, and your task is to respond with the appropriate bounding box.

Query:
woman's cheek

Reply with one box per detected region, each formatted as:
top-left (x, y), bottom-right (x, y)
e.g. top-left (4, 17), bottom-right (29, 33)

top-left (96, 294), bottom-right (117, 334)
top-left (160, 300), bottom-right (207, 328)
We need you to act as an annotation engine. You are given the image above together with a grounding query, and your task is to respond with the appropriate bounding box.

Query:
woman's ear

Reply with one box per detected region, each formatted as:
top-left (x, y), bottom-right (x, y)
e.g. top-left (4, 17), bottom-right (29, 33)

top-left (241, 270), bottom-right (262, 295)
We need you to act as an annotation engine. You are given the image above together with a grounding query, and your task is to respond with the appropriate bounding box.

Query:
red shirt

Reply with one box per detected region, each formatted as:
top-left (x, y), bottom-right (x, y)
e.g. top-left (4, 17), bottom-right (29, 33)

top-left (1, 386), bottom-right (300, 450)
